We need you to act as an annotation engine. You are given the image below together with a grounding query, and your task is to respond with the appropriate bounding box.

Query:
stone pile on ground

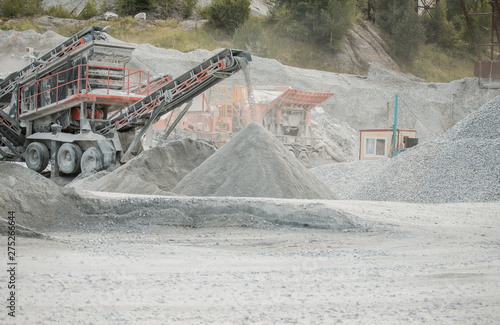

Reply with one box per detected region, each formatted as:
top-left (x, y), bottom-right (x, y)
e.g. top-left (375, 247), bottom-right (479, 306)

top-left (311, 96), bottom-right (500, 203)
top-left (173, 123), bottom-right (337, 200)
top-left (70, 139), bottom-right (216, 195)
top-left (0, 162), bottom-right (82, 232)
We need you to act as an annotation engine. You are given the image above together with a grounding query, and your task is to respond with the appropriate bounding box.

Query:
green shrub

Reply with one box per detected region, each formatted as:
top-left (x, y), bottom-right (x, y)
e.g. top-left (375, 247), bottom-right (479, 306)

top-left (270, 0), bottom-right (355, 50)
top-left (207, 0), bottom-right (250, 32)
top-left (198, 5), bottom-right (210, 19)
top-left (161, 0), bottom-right (195, 18)
top-left (100, 0), bottom-right (108, 14)
top-left (24, 0), bottom-right (42, 16)
top-left (270, 5), bottom-right (309, 42)
top-left (116, 0), bottom-right (154, 16)
top-left (1, 0), bottom-right (24, 17)
top-left (422, 1), bottom-right (458, 49)
top-left (79, 0), bottom-right (99, 19)
top-left (45, 5), bottom-right (74, 18)
top-left (374, 0), bottom-right (425, 62)
top-left (182, 0), bottom-right (196, 18)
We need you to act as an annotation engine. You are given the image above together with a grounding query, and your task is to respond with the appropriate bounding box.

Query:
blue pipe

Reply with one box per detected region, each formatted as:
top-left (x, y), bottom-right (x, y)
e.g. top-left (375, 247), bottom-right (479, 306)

top-left (392, 94), bottom-right (398, 156)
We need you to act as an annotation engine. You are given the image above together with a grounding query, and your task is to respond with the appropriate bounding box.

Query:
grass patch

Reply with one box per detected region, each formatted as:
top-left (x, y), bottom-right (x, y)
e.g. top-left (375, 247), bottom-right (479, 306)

top-left (53, 18), bottom-right (226, 52)
top-left (401, 44), bottom-right (475, 82)
top-left (232, 18), bottom-right (354, 73)
top-left (0, 18), bottom-right (47, 33)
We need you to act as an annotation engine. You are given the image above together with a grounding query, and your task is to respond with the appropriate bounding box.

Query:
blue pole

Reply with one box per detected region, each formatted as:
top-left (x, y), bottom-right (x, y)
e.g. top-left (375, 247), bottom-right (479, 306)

top-left (392, 94), bottom-right (398, 156)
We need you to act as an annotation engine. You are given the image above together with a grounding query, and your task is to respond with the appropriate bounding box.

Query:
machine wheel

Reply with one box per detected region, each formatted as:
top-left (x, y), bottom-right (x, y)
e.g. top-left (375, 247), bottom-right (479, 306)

top-left (81, 147), bottom-right (104, 173)
top-left (25, 142), bottom-right (49, 172)
top-left (57, 143), bottom-right (83, 174)
top-left (298, 150), bottom-right (309, 159)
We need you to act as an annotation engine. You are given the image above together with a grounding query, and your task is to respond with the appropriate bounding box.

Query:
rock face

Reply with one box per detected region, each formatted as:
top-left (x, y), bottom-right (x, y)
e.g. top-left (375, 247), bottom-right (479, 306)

top-left (173, 123), bottom-right (337, 200)
top-left (104, 12), bottom-right (119, 21)
top-left (134, 12), bottom-right (146, 20)
top-left (70, 139), bottom-right (216, 195)
top-left (335, 22), bottom-right (400, 74)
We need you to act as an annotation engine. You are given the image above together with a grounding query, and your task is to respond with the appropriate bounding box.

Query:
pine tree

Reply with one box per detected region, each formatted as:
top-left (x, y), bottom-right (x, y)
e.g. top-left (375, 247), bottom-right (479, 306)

top-left (374, 0), bottom-right (425, 62)
top-left (270, 0), bottom-right (356, 49)
top-left (423, 0), bottom-right (458, 49)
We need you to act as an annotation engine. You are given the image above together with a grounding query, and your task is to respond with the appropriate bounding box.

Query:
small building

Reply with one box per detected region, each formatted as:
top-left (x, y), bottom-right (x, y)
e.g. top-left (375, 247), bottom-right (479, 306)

top-left (359, 129), bottom-right (418, 160)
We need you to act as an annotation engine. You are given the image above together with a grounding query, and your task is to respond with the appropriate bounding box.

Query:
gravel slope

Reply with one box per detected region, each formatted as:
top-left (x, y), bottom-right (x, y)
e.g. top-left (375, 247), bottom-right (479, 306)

top-left (173, 123), bottom-right (337, 200)
top-left (312, 96), bottom-right (500, 203)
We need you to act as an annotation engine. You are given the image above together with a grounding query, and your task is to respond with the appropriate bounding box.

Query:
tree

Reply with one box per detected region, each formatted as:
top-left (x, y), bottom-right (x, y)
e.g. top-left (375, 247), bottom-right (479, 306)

top-left (422, 0), bottom-right (458, 48)
top-left (391, 2), bottom-right (425, 61)
top-left (374, 0), bottom-right (425, 62)
top-left (270, 0), bottom-right (356, 49)
top-left (207, 0), bottom-right (251, 32)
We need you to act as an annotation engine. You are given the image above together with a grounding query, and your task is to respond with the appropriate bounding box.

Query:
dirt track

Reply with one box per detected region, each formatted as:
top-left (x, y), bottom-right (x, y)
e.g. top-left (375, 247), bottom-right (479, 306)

top-left (2, 199), bottom-right (499, 324)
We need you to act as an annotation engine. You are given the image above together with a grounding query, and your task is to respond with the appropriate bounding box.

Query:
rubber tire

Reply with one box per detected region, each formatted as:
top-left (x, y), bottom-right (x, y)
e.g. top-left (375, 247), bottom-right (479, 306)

top-left (57, 143), bottom-right (83, 174)
top-left (81, 147), bottom-right (104, 173)
top-left (25, 142), bottom-right (50, 172)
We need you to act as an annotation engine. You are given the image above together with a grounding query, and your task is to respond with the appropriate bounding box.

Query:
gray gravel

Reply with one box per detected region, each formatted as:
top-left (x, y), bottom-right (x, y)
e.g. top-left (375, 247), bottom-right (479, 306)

top-left (173, 123), bottom-right (337, 200)
top-left (312, 96), bottom-right (500, 203)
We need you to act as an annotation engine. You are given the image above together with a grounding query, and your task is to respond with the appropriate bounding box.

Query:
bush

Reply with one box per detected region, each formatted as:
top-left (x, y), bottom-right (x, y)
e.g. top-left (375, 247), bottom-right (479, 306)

top-left (374, 0), bottom-right (425, 62)
top-left (391, 3), bottom-right (425, 61)
top-left (1, 0), bottom-right (42, 17)
top-left (100, 0), bottom-right (108, 14)
top-left (24, 0), bottom-right (42, 16)
top-left (207, 0), bottom-right (250, 32)
top-left (116, 0), bottom-right (154, 16)
top-left (269, 0), bottom-right (355, 50)
top-left (422, 1), bottom-right (458, 49)
top-left (161, 0), bottom-right (196, 18)
top-left (270, 5), bottom-right (309, 42)
top-left (78, 0), bottom-right (99, 19)
top-left (182, 0), bottom-right (196, 18)
top-left (45, 5), bottom-right (74, 18)
top-left (1, 0), bottom-right (22, 17)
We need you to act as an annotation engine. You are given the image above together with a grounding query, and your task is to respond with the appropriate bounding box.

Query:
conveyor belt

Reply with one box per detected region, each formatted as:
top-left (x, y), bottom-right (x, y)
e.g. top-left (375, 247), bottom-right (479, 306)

top-left (98, 49), bottom-right (252, 135)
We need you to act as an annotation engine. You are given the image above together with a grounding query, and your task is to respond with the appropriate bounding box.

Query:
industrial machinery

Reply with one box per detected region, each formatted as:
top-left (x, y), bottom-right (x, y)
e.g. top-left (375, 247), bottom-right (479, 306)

top-left (0, 26), bottom-right (251, 176)
top-left (163, 86), bottom-right (334, 159)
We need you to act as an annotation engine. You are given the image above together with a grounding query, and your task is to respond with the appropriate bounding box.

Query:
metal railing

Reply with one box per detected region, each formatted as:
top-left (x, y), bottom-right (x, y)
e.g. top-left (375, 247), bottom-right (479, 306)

top-left (18, 64), bottom-right (151, 116)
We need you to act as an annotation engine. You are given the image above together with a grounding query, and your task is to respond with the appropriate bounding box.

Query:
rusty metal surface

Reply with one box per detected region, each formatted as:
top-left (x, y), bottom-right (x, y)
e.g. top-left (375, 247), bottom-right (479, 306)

top-left (268, 89), bottom-right (334, 111)
top-left (474, 60), bottom-right (500, 79)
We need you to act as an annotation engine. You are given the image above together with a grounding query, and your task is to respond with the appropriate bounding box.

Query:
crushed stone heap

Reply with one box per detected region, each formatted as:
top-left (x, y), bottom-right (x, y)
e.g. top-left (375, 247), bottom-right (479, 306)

top-left (70, 139), bottom-right (216, 195)
top-left (312, 96), bottom-right (500, 203)
top-left (173, 123), bottom-right (337, 200)
top-left (0, 162), bottom-right (81, 232)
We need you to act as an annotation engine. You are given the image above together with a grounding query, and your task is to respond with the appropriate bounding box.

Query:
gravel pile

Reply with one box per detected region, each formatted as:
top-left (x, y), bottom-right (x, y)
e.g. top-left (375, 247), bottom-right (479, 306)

top-left (70, 139), bottom-right (216, 195)
top-left (312, 96), bottom-right (500, 203)
top-left (311, 159), bottom-right (389, 199)
top-left (311, 108), bottom-right (359, 162)
top-left (173, 123), bottom-right (337, 200)
top-left (0, 162), bottom-right (82, 232)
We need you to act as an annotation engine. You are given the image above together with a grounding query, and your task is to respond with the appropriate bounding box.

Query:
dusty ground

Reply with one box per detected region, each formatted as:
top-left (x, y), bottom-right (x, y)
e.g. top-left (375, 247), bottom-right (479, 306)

top-left (2, 198), bottom-right (499, 324)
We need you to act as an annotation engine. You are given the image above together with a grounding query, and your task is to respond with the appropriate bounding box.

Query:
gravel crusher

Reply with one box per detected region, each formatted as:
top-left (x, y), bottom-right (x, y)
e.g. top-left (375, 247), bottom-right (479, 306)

top-left (0, 26), bottom-right (251, 176)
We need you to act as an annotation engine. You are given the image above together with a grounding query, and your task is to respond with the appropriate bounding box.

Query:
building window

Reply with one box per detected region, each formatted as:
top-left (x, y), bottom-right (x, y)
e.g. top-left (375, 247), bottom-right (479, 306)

top-left (365, 137), bottom-right (386, 157)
